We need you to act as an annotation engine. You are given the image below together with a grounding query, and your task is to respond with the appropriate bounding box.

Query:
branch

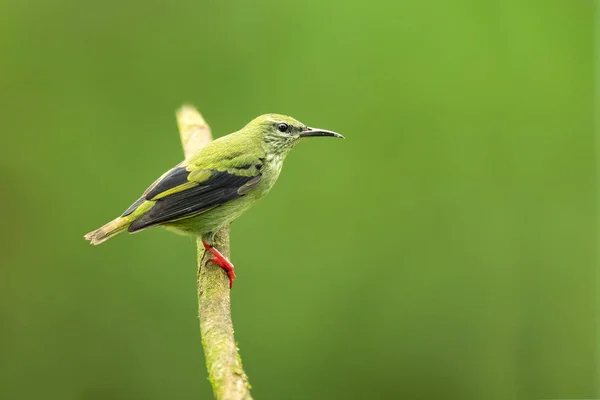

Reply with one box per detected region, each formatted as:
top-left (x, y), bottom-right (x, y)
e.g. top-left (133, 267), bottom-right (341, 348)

top-left (176, 105), bottom-right (253, 400)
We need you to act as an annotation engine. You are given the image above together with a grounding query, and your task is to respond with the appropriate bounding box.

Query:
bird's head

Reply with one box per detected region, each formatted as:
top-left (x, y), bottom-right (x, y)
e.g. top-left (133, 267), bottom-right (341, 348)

top-left (243, 114), bottom-right (344, 155)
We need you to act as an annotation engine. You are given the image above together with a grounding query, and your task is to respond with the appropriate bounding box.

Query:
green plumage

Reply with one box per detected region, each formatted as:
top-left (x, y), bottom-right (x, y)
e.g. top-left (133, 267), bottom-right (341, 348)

top-left (84, 114), bottom-right (343, 245)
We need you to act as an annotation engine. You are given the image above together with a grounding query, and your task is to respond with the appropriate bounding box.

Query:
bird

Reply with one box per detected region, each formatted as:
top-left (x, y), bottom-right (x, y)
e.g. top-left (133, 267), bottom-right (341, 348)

top-left (84, 114), bottom-right (344, 288)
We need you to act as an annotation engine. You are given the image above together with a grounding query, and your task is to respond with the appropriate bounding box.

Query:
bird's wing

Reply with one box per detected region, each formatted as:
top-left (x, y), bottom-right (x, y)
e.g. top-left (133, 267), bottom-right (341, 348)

top-left (126, 148), bottom-right (264, 232)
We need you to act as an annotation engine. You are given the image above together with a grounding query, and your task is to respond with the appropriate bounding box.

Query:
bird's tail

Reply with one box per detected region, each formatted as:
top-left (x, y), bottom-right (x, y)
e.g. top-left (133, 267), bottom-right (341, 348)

top-left (84, 217), bottom-right (131, 245)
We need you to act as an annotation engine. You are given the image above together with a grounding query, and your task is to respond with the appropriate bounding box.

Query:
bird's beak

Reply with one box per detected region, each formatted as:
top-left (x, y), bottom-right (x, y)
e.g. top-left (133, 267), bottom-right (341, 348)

top-left (299, 127), bottom-right (344, 139)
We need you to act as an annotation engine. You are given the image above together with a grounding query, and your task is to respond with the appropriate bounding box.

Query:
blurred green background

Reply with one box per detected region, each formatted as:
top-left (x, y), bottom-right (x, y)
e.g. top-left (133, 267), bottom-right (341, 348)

top-left (0, 0), bottom-right (596, 399)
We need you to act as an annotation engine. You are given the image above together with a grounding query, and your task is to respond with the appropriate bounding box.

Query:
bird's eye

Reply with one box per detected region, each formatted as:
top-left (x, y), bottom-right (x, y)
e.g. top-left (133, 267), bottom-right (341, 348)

top-left (277, 123), bottom-right (289, 133)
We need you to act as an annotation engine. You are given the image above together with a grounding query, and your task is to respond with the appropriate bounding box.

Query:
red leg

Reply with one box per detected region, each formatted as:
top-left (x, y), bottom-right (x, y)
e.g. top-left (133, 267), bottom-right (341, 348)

top-left (202, 241), bottom-right (236, 288)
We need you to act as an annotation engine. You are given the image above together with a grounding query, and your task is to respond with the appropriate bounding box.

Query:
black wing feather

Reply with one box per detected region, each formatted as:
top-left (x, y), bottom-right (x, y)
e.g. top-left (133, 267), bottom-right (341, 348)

top-left (144, 167), bottom-right (189, 200)
top-left (121, 196), bottom-right (145, 217)
top-left (128, 170), bottom-right (257, 232)
top-left (121, 166), bottom-right (189, 217)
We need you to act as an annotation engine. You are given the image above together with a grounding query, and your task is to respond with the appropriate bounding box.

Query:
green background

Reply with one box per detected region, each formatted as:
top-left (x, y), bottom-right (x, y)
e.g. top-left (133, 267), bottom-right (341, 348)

top-left (0, 1), bottom-right (596, 399)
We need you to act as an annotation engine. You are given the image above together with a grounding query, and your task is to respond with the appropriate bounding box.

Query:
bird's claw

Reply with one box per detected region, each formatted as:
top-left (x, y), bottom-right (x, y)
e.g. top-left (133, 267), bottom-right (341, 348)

top-left (209, 257), bottom-right (236, 288)
top-left (203, 240), bottom-right (236, 288)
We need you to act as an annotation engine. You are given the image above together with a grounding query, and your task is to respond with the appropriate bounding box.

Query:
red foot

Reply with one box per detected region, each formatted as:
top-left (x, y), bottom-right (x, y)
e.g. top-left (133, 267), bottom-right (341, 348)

top-left (202, 241), bottom-right (236, 288)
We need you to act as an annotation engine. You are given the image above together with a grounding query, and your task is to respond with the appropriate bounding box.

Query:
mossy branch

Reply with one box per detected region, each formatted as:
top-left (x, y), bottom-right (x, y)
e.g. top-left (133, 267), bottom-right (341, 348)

top-left (176, 105), bottom-right (253, 400)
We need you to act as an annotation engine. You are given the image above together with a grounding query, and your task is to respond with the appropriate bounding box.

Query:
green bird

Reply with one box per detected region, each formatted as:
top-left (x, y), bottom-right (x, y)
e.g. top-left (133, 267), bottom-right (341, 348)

top-left (84, 114), bottom-right (343, 287)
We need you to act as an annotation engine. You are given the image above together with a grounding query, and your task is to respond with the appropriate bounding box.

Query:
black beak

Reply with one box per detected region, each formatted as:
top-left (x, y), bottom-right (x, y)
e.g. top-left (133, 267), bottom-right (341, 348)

top-left (299, 127), bottom-right (344, 139)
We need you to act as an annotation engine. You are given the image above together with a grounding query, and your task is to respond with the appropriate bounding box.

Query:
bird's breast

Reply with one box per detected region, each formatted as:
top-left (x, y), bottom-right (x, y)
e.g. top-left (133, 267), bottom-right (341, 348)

top-left (256, 154), bottom-right (285, 195)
